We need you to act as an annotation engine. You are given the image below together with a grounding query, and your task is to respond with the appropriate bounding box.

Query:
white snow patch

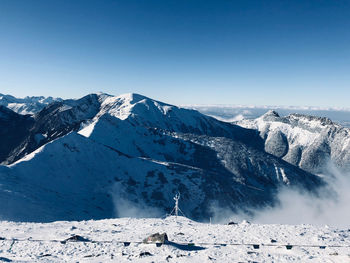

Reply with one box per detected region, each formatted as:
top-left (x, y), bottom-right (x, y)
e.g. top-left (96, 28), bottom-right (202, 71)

top-left (0, 216), bottom-right (349, 262)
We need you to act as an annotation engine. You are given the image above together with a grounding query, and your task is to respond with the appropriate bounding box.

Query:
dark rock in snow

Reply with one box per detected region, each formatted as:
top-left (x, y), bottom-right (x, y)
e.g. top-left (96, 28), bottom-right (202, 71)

top-left (139, 252), bottom-right (153, 257)
top-left (61, 235), bottom-right (91, 243)
top-left (143, 233), bottom-right (169, 244)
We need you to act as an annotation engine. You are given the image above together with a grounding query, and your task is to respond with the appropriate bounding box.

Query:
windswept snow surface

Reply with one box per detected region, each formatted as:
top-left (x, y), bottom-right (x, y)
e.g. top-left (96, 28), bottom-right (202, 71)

top-left (0, 216), bottom-right (349, 262)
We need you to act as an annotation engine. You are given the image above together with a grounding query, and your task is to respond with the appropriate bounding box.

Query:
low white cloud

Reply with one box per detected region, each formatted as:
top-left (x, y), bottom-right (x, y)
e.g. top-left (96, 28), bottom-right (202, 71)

top-left (208, 114), bottom-right (245, 122)
top-left (111, 183), bottom-right (162, 218)
top-left (211, 163), bottom-right (350, 228)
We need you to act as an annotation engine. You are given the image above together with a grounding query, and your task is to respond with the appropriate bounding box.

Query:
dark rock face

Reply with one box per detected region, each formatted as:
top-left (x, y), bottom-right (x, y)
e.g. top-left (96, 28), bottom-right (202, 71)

top-left (4, 94), bottom-right (102, 164)
top-left (0, 106), bottom-right (34, 164)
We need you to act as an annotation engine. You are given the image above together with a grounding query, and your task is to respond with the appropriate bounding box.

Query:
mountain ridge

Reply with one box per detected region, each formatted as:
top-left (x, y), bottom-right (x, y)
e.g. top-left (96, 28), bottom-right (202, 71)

top-left (236, 111), bottom-right (350, 173)
top-left (0, 92), bottom-right (331, 222)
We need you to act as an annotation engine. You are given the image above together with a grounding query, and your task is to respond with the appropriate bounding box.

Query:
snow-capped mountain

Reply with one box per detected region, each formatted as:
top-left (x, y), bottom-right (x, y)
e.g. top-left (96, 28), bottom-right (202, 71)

top-left (0, 93), bottom-right (324, 222)
top-left (4, 94), bottom-right (103, 164)
top-left (188, 105), bottom-right (350, 128)
top-left (0, 93), bottom-right (62, 115)
top-left (236, 110), bottom-right (350, 173)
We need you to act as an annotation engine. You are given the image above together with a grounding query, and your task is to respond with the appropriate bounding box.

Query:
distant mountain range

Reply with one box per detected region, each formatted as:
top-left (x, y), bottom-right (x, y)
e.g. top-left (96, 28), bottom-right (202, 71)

top-left (0, 93), bottom-right (62, 115)
top-left (187, 104), bottom-right (350, 128)
top-left (1, 93), bottom-right (345, 222)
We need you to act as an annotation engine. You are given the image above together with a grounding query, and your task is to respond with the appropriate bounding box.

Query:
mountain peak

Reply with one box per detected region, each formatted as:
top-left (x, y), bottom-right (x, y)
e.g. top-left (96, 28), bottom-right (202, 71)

top-left (116, 93), bottom-right (162, 105)
top-left (287, 113), bottom-right (335, 127)
top-left (261, 110), bottom-right (281, 121)
top-left (95, 92), bottom-right (177, 121)
top-left (264, 110), bottom-right (280, 117)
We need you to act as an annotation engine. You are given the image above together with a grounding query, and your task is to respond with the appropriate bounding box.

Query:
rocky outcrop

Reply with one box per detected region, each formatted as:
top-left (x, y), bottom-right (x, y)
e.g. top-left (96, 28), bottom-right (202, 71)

top-left (237, 111), bottom-right (350, 173)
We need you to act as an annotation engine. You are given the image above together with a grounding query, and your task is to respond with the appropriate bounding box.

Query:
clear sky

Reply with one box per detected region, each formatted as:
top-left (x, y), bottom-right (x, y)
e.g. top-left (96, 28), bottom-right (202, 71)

top-left (0, 0), bottom-right (349, 107)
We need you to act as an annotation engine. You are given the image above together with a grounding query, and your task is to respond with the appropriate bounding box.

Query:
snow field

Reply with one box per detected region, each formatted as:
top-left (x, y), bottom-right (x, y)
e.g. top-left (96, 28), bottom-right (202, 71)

top-left (0, 216), bottom-right (349, 262)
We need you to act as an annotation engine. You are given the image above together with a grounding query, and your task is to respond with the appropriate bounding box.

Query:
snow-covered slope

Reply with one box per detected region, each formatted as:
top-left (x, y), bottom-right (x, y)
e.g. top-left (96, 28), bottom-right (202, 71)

top-left (236, 110), bottom-right (350, 173)
top-left (0, 130), bottom-right (321, 222)
top-left (4, 94), bottom-right (103, 164)
top-left (78, 93), bottom-right (263, 163)
top-left (0, 93), bottom-right (324, 222)
top-left (81, 93), bottom-right (257, 138)
top-left (77, 93), bottom-right (322, 206)
top-left (0, 93), bottom-right (62, 115)
top-left (0, 216), bottom-right (349, 262)
top-left (0, 132), bottom-right (205, 221)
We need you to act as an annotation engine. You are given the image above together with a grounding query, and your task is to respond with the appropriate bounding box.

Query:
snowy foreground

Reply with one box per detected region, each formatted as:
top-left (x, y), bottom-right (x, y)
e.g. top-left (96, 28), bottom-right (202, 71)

top-left (0, 216), bottom-right (349, 262)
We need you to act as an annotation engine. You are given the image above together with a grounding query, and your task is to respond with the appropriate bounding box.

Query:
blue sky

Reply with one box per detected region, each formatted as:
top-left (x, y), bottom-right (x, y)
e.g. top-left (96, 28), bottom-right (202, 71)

top-left (0, 0), bottom-right (349, 106)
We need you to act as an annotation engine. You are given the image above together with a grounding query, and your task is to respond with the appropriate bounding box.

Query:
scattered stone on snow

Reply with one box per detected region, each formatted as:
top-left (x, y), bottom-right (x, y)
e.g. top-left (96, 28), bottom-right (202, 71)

top-left (286, 245), bottom-right (293, 250)
top-left (61, 235), bottom-right (91, 243)
top-left (143, 232), bottom-right (169, 244)
top-left (139, 251), bottom-right (153, 257)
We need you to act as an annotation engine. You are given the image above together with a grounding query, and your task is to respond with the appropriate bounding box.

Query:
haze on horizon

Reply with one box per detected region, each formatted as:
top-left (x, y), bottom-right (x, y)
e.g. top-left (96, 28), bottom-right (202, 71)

top-left (0, 0), bottom-right (349, 107)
